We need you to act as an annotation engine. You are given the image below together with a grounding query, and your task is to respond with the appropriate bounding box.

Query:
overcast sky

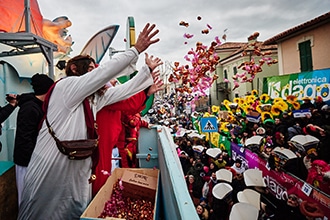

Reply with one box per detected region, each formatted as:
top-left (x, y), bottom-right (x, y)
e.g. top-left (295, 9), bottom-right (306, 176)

top-left (38, 0), bottom-right (330, 69)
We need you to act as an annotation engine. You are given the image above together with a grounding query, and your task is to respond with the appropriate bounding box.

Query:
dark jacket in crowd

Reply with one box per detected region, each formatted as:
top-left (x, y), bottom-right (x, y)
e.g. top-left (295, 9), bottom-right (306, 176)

top-left (0, 103), bottom-right (16, 131)
top-left (318, 127), bottom-right (330, 164)
top-left (300, 101), bottom-right (314, 110)
top-left (0, 103), bottom-right (16, 150)
top-left (209, 197), bottom-right (231, 220)
top-left (275, 203), bottom-right (307, 220)
top-left (13, 93), bottom-right (44, 166)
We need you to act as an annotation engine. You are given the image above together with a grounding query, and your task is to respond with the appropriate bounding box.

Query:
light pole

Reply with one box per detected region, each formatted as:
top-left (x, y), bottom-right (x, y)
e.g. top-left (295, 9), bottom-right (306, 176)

top-left (165, 73), bottom-right (169, 94)
top-left (159, 60), bottom-right (173, 96)
top-left (109, 47), bottom-right (125, 59)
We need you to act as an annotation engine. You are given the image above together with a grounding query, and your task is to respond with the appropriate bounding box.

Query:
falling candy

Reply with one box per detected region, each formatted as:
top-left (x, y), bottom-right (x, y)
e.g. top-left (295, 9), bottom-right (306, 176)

top-left (215, 36), bottom-right (222, 45)
top-left (179, 21), bottom-right (189, 27)
top-left (98, 179), bottom-right (154, 219)
top-left (201, 29), bottom-right (209, 34)
top-left (170, 39), bottom-right (221, 95)
top-left (101, 170), bottom-right (110, 176)
top-left (248, 32), bottom-right (260, 41)
top-left (119, 178), bottom-right (124, 190)
top-left (232, 32), bottom-right (278, 89)
top-left (183, 33), bottom-right (194, 39)
top-left (233, 81), bottom-right (240, 90)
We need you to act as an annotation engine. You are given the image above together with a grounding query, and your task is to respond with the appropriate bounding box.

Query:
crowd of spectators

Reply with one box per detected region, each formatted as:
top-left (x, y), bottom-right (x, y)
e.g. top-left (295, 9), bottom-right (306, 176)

top-left (144, 91), bottom-right (330, 220)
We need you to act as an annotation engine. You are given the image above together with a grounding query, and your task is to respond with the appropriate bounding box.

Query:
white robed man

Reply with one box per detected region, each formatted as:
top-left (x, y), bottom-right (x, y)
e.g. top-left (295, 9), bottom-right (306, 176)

top-left (18, 23), bottom-right (161, 219)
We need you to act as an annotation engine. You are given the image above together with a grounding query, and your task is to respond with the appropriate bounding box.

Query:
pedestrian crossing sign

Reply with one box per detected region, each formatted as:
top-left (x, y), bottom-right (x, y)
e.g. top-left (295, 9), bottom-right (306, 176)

top-left (201, 117), bottom-right (218, 132)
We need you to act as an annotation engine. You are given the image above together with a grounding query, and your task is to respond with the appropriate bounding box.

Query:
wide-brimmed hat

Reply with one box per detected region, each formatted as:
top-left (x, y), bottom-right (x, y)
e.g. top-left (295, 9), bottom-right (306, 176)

top-left (229, 203), bottom-right (259, 220)
top-left (260, 104), bottom-right (272, 112)
top-left (243, 169), bottom-right (266, 187)
top-left (263, 118), bottom-right (275, 124)
top-left (237, 189), bottom-right (261, 210)
top-left (290, 134), bottom-right (319, 147)
top-left (321, 104), bottom-right (329, 111)
top-left (256, 127), bottom-right (266, 135)
top-left (206, 148), bottom-right (222, 158)
top-left (192, 145), bottom-right (204, 153)
top-left (212, 182), bottom-right (233, 200)
top-left (216, 168), bottom-right (233, 183)
top-left (188, 132), bottom-right (205, 139)
top-left (273, 147), bottom-right (297, 160)
top-left (244, 135), bottom-right (263, 147)
top-left (175, 128), bottom-right (186, 137)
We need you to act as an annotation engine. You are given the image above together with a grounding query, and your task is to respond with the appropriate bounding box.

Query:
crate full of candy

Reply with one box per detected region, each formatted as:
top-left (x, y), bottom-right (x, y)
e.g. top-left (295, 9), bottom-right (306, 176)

top-left (81, 168), bottom-right (160, 220)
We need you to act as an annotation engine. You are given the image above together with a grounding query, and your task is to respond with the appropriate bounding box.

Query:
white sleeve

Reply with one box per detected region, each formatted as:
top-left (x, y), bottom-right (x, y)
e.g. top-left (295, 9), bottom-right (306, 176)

top-left (56, 47), bottom-right (140, 109)
top-left (94, 65), bottom-right (153, 112)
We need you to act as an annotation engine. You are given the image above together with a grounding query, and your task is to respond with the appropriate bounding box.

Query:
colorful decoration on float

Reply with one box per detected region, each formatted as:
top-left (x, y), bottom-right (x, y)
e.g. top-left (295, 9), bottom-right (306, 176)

top-left (80, 25), bottom-right (119, 63)
top-left (0, 0), bottom-right (43, 35)
top-left (0, 0), bottom-right (74, 57)
top-left (43, 16), bottom-right (73, 55)
top-left (126, 16), bottom-right (136, 49)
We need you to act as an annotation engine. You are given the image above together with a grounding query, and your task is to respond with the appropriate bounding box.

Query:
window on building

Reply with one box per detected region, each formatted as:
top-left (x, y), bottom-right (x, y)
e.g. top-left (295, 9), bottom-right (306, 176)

top-left (233, 66), bottom-right (238, 75)
top-left (224, 69), bottom-right (228, 79)
top-left (299, 40), bottom-right (313, 72)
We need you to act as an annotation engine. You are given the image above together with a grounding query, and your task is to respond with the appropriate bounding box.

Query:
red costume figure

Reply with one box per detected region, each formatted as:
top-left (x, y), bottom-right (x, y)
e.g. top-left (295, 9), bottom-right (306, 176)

top-left (121, 112), bottom-right (150, 168)
top-left (92, 91), bottom-right (147, 197)
top-left (306, 159), bottom-right (330, 195)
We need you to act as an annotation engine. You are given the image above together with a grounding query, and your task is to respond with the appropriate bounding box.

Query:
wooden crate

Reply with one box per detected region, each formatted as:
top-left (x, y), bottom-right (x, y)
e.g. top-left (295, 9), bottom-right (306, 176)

top-left (81, 168), bottom-right (160, 220)
top-left (0, 161), bottom-right (18, 220)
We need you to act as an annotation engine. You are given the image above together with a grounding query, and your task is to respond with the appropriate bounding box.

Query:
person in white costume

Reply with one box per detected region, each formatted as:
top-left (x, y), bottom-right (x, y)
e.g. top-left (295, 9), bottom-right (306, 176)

top-left (231, 158), bottom-right (246, 174)
top-left (18, 23), bottom-right (161, 220)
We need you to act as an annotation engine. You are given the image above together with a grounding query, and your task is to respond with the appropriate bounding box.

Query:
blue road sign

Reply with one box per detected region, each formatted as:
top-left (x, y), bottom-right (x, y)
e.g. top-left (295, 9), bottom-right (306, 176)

top-left (200, 117), bottom-right (218, 132)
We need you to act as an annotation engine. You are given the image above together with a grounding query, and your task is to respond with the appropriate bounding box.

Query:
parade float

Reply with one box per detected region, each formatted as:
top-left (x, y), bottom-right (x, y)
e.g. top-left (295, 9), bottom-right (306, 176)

top-left (0, 1), bottom-right (329, 219)
top-left (0, 1), bottom-right (199, 219)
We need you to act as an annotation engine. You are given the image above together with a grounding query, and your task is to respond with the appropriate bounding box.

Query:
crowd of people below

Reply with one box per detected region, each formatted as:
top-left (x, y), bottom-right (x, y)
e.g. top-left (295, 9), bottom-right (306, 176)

top-left (142, 91), bottom-right (330, 220)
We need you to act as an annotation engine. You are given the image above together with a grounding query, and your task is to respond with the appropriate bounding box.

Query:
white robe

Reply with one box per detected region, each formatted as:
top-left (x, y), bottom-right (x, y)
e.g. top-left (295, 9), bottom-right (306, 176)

top-left (18, 48), bottom-right (153, 220)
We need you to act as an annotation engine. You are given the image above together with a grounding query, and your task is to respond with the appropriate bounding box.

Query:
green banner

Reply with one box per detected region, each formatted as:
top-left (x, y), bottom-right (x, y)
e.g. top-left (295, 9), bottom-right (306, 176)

top-left (263, 69), bottom-right (330, 103)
